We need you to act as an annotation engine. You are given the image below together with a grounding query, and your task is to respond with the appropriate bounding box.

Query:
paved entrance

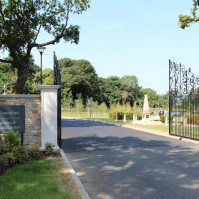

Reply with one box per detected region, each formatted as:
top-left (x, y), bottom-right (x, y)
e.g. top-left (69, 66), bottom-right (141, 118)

top-left (62, 119), bottom-right (199, 199)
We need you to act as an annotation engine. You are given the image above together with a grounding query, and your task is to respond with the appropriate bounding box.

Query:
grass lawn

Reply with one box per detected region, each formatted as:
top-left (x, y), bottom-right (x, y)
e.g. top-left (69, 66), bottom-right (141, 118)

top-left (88, 118), bottom-right (169, 133)
top-left (62, 111), bottom-right (108, 119)
top-left (129, 123), bottom-right (169, 133)
top-left (0, 158), bottom-right (81, 199)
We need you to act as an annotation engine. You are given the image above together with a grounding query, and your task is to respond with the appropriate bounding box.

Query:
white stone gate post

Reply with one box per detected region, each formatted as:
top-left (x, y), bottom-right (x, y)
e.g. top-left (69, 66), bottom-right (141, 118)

top-left (39, 85), bottom-right (60, 149)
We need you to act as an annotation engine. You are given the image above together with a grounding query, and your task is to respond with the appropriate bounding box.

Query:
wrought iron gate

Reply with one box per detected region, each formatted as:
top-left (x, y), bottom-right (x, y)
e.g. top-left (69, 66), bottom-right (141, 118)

top-left (169, 60), bottom-right (199, 140)
top-left (54, 52), bottom-right (62, 147)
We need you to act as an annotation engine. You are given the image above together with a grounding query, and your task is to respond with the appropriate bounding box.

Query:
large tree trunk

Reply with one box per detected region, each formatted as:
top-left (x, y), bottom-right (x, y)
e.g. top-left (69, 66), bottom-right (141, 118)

top-left (13, 66), bottom-right (28, 94)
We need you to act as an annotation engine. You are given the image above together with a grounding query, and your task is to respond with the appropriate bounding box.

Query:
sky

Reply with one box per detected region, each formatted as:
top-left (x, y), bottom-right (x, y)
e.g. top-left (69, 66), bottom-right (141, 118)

top-left (30, 0), bottom-right (199, 94)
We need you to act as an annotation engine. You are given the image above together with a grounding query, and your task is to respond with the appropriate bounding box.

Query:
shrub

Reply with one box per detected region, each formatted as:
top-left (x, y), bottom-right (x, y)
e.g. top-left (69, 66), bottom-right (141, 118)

top-left (4, 131), bottom-right (21, 150)
top-left (109, 112), bottom-right (115, 119)
top-left (117, 112), bottom-right (124, 120)
top-left (126, 112), bottom-right (133, 120)
top-left (12, 146), bottom-right (29, 163)
top-left (28, 147), bottom-right (41, 159)
top-left (160, 115), bottom-right (165, 123)
top-left (108, 112), bottom-right (123, 120)
top-left (4, 152), bottom-right (16, 166)
top-left (45, 143), bottom-right (54, 155)
top-left (0, 155), bottom-right (9, 170)
top-left (109, 112), bottom-right (134, 120)
top-left (137, 114), bottom-right (142, 120)
top-left (150, 111), bottom-right (154, 116)
top-left (0, 144), bottom-right (10, 155)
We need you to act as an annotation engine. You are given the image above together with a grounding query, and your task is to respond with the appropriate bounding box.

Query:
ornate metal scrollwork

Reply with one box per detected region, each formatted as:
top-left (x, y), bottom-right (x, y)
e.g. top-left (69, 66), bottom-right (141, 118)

top-left (169, 60), bottom-right (199, 140)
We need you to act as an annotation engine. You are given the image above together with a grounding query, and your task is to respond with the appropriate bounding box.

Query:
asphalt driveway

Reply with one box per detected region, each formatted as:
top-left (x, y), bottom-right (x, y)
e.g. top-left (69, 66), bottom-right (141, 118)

top-left (62, 119), bottom-right (199, 199)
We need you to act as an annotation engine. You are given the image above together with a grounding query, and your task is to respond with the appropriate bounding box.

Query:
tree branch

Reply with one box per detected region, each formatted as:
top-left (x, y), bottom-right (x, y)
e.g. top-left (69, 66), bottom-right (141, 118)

top-left (62, 0), bottom-right (70, 33)
top-left (31, 0), bottom-right (71, 48)
top-left (33, 24), bottom-right (41, 43)
top-left (32, 34), bottom-right (63, 49)
top-left (0, 59), bottom-right (13, 64)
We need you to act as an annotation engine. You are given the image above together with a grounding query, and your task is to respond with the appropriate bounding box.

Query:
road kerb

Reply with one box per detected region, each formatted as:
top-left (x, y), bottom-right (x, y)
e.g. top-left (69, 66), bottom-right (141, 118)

top-left (60, 149), bottom-right (91, 199)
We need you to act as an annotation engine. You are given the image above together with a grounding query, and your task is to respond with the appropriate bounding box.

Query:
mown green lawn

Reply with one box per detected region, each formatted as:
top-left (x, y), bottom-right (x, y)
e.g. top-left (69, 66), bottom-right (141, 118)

top-left (89, 118), bottom-right (169, 133)
top-left (129, 124), bottom-right (169, 132)
top-left (0, 158), bottom-right (80, 199)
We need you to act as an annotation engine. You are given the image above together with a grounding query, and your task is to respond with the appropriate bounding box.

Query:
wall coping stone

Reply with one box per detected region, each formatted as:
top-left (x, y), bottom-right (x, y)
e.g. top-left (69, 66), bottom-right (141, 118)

top-left (0, 94), bottom-right (40, 98)
top-left (39, 85), bottom-right (60, 90)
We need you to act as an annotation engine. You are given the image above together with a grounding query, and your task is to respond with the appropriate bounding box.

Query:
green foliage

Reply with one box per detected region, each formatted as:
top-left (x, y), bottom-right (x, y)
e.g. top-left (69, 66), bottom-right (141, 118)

top-left (4, 152), bottom-right (16, 166)
top-left (45, 143), bottom-right (54, 155)
top-left (0, 62), bottom-right (17, 94)
top-left (98, 102), bottom-right (108, 114)
top-left (75, 93), bottom-right (85, 112)
top-left (142, 88), bottom-right (158, 108)
top-left (121, 75), bottom-right (141, 105)
top-left (179, 0), bottom-right (199, 29)
top-left (3, 131), bottom-right (21, 150)
top-left (28, 147), bottom-right (41, 159)
top-left (98, 76), bottom-right (123, 106)
top-left (109, 112), bottom-right (116, 119)
top-left (108, 112), bottom-right (133, 120)
top-left (0, 159), bottom-right (78, 199)
top-left (126, 112), bottom-right (133, 120)
top-left (0, 155), bottom-right (9, 170)
top-left (132, 101), bottom-right (140, 114)
top-left (0, 144), bottom-right (10, 155)
top-left (160, 115), bottom-right (165, 123)
top-left (61, 59), bottom-right (99, 104)
top-left (137, 114), bottom-right (142, 120)
top-left (61, 88), bottom-right (73, 110)
top-left (1, 54), bottom-right (169, 109)
top-left (12, 146), bottom-right (29, 164)
top-left (0, 0), bottom-right (90, 93)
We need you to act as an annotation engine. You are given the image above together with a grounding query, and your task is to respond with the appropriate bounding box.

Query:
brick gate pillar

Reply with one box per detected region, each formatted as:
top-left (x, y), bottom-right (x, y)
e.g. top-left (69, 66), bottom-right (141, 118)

top-left (39, 85), bottom-right (60, 149)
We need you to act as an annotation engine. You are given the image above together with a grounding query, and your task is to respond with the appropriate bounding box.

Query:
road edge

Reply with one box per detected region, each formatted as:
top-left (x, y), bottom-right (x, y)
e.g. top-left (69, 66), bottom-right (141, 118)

top-left (60, 149), bottom-right (91, 199)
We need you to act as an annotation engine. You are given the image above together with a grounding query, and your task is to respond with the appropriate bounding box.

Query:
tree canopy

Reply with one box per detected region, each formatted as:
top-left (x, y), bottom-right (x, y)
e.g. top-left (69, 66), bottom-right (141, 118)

top-left (0, 0), bottom-right (90, 93)
top-left (60, 58), bottom-right (98, 104)
top-left (1, 56), bottom-right (168, 109)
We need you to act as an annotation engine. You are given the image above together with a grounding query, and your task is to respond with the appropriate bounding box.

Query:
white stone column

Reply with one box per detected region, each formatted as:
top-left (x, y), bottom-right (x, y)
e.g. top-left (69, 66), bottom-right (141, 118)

top-left (39, 85), bottom-right (60, 149)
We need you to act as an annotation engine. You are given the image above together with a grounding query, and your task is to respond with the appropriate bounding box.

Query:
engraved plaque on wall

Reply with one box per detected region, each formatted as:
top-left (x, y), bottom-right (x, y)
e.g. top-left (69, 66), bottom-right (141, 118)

top-left (0, 105), bottom-right (25, 133)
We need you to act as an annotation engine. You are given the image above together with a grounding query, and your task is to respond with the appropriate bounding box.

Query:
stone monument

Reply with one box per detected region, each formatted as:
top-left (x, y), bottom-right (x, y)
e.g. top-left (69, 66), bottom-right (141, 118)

top-left (142, 94), bottom-right (150, 120)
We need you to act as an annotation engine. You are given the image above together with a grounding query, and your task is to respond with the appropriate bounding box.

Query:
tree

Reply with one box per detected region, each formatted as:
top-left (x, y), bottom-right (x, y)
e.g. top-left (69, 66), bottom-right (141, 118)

top-left (61, 59), bottom-right (98, 104)
top-left (0, 0), bottom-right (90, 93)
top-left (61, 88), bottom-right (73, 111)
top-left (141, 88), bottom-right (158, 108)
top-left (0, 62), bottom-right (17, 94)
top-left (122, 90), bottom-right (128, 104)
top-left (0, 57), bottom-right (40, 94)
top-left (121, 75), bottom-right (142, 106)
top-left (59, 58), bottom-right (76, 69)
top-left (100, 76), bottom-right (123, 106)
top-left (179, 0), bottom-right (199, 29)
top-left (75, 93), bottom-right (85, 114)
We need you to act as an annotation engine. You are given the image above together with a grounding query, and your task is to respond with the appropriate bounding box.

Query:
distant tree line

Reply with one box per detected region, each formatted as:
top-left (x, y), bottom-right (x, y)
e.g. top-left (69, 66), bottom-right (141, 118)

top-left (0, 57), bottom-right (168, 109)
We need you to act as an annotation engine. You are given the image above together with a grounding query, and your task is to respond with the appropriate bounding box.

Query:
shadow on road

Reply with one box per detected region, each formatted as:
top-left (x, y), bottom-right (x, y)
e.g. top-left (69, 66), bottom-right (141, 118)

top-left (62, 119), bottom-right (116, 128)
top-left (62, 119), bottom-right (199, 199)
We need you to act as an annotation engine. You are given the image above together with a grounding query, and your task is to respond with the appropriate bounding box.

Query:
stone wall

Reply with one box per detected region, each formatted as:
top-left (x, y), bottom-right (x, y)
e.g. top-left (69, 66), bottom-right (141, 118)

top-left (0, 95), bottom-right (41, 147)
